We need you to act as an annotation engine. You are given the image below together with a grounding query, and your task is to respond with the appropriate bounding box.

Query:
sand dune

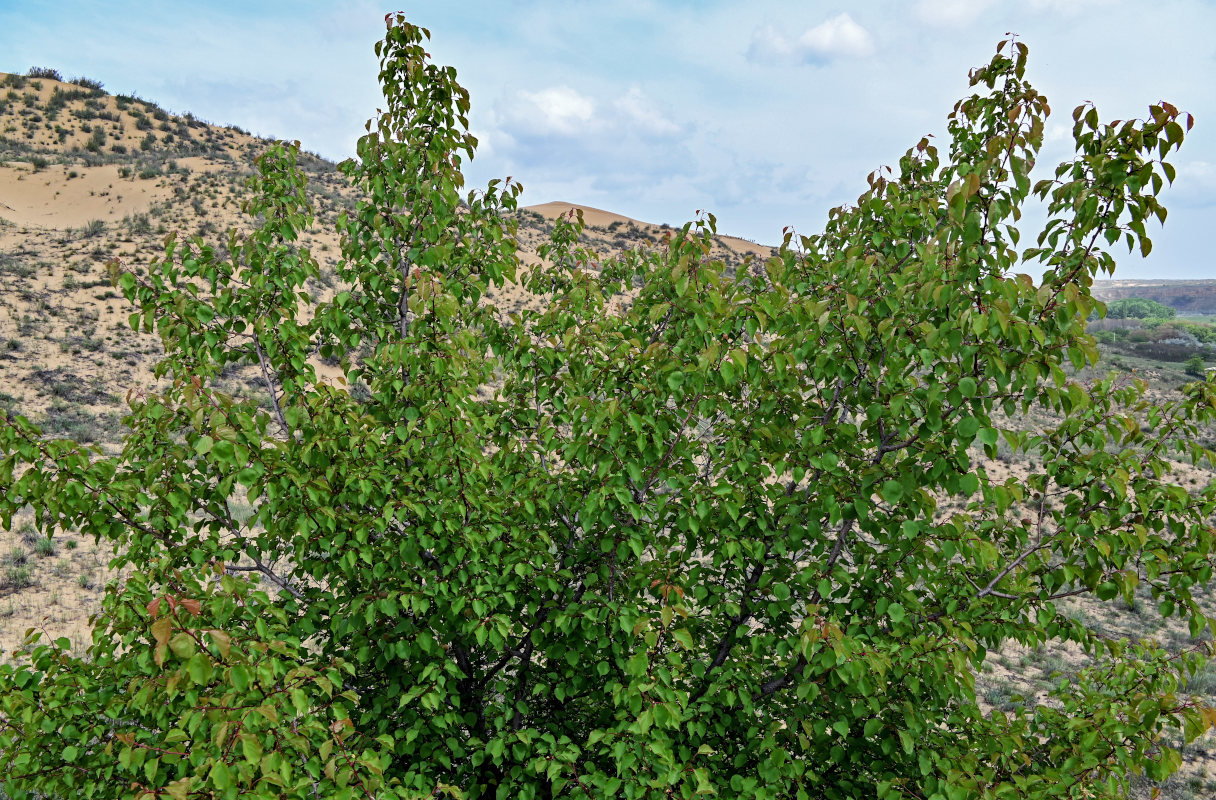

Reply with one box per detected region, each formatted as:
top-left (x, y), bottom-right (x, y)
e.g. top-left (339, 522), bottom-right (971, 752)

top-left (0, 162), bottom-right (173, 229)
top-left (525, 201), bottom-right (639, 229)
top-left (525, 201), bottom-right (772, 258)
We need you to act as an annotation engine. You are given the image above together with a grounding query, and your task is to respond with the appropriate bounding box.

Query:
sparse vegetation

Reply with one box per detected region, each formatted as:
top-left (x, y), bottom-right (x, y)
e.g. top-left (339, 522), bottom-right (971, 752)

top-left (69, 76), bottom-right (104, 91)
top-left (25, 67), bottom-right (62, 82)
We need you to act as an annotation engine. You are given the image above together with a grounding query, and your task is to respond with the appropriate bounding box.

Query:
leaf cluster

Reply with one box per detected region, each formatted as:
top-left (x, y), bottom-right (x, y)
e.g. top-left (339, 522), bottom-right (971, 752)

top-left (1, 19), bottom-right (1213, 800)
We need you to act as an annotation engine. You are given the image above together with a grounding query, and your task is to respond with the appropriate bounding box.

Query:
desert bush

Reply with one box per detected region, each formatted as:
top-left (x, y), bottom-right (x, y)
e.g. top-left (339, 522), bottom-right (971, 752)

top-left (123, 212), bottom-right (152, 234)
top-left (70, 76), bottom-right (104, 91)
top-left (35, 402), bottom-right (119, 443)
top-left (84, 126), bottom-right (105, 152)
top-left (0, 17), bottom-right (1211, 800)
top-left (25, 67), bottom-right (62, 81)
top-left (2, 547), bottom-right (27, 568)
top-left (2, 565), bottom-right (33, 590)
top-left (0, 254), bottom-right (34, 278)
top-left (44, 88), bottom-right (66, 116)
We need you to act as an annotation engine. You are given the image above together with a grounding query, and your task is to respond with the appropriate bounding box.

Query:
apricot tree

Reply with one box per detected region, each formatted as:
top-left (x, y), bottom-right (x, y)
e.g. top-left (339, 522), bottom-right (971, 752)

top-left (1, 14), bottom-right (1212, 800)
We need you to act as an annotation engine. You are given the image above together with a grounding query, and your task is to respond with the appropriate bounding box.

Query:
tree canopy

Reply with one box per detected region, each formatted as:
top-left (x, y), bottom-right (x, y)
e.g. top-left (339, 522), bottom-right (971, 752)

top-left (1106, 296), bottom-right (1178, 319)
top-left (1, 14), bottom-right (1212, 800)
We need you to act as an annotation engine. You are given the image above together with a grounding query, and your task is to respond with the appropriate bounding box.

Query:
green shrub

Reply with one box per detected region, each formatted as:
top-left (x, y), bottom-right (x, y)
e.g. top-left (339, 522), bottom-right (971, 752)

top-left (70, 76), bottom-right (104, 91)
top-left (2, 547), bottom-right (27, 567)
top-left (1108, 296), bottom-right (1178, 319)
top-left (25, 67), bottom-right (62, 81)
top-left (85, 127), bottom-right (105, 152)
top-left (0, 18), bottom-right (1209, 800)
top-left (2, 566), bottom-right (33, 590)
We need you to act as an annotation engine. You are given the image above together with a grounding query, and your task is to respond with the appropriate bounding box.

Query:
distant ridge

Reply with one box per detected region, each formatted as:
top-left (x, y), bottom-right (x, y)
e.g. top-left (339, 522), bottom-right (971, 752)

top-left (1092, 279), bottom-right (1216, 316)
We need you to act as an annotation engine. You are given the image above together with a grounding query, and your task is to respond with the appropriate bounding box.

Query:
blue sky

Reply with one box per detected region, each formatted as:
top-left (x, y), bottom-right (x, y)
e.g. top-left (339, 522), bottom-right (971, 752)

top-left (1, 0), bottom-right (1213, 278)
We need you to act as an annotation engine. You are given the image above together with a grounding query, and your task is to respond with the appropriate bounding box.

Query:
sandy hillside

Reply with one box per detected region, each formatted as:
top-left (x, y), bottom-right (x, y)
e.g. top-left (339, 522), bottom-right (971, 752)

top-left (526, 200), bottom-right (772, 258)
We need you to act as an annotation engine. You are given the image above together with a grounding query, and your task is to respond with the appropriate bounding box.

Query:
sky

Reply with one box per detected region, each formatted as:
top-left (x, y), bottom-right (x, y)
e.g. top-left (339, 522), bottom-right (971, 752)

top-left (1, 0), bottom-right (1213, 279)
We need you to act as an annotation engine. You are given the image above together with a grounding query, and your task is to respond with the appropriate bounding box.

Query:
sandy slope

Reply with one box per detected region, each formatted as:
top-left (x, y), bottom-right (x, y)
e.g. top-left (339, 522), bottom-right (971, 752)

top-left (525, 200), bottom-right (771, 258)
top-left (0, 161), bottom-right (173, 228)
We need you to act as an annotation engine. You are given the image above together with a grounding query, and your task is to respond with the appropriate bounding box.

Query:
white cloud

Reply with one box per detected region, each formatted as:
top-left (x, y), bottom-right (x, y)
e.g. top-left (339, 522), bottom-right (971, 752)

top-left (491, 83), bottom-right (680, 156)
top-left (915, 0), bottom-right (996, 27)
top-left (799, 13), bottom-right (876, 61)
top-left (614, 86), bottom-right (680, 137)
top-left (516, 86), bottom-right (596, 136)
top-left (469, 124), bottom-right (513, 159)
top-left (1044, 121), bottom-right (1073, 145)
top-left (747, 13), bottom-right (875, 65)
top-left (747, 24), bottom-right (799, 62)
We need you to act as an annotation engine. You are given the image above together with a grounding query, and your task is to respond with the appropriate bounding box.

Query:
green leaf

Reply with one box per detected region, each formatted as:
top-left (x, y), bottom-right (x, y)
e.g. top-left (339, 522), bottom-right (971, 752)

top-left (240, 732), bottom-right (263, 763)
top-left (229, 664), bottom-right (251, 692)
top-left (187, 653), bottom-right (213, 685)
top-left (963, 211), bottom-right (982, 245)
top-left (165, 778), bottom-right (191, 800)
top-left (169, 632), bottom-right (196, 660)
top-left (957, 416), bottom-right (980, 439)
top-left (209, 761), bottom-right (232, 790)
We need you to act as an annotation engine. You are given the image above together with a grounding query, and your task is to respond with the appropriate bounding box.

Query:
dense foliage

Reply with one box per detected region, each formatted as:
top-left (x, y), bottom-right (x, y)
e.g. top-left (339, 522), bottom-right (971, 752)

top-left (1106, 297), bottom-right (1178, 319)
top-left (1, 15), bottom-right (1213, 800)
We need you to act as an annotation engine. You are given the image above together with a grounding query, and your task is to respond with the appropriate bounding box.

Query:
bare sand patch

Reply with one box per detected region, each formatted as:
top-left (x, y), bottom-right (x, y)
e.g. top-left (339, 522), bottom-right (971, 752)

top-left (0, 162), bottom-right (173, 229)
